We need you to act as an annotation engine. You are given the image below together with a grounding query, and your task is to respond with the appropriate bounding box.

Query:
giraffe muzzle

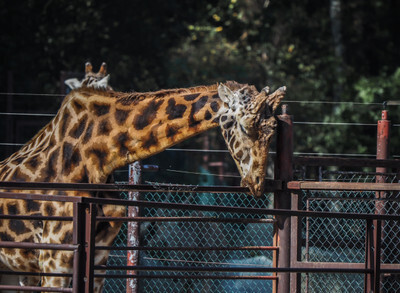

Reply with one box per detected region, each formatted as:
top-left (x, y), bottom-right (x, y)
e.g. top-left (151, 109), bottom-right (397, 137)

top-left (241, 176), bottom-right (265, 197)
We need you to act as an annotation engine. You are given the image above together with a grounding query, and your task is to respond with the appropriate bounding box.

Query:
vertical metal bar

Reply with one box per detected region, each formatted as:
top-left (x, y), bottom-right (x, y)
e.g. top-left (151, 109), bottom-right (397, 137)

top-left (274, 104), bottom-right (293, 293)
top-left (60, 70), bottom-right (67, 95)
top-left (72, 202), bottom-right (86, 293)
top-left (376, 109), bottom-right (390, 175)
top-left (6, 71), bottom-right (14, 156)
top-left (85, 203), bottom-right (97, 293)
top-left (365, 219), bottom-right (373, 293)
top-left (127, 162), bottom-right (141, 293)
top-left (290, 191), bottom-right (302, 293)
top-left (372, 109), bottom-right (390, 292)
top-left (272, 225), bottom-right (278, 293)
top-left (374, 220), bottom-right (382, 293)
top-left (305, 199), bottom-right (310, 293)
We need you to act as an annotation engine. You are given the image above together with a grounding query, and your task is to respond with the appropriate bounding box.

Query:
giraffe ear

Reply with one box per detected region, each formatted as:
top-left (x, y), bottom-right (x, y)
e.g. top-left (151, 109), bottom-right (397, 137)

top-left (218, 84), bottom-right (235, 105)
top-left (96, 75), bottom-right (110, 89)
top-left (65, 78), bottom-right (82, 90)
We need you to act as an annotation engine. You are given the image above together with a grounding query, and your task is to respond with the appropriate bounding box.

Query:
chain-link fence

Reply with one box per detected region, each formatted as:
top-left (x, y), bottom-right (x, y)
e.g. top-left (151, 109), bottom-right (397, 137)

top-left (299, 169), bottom-right (400, 293)
top-left (101, 168), bottom-right (400, 293)
top-left (104, 189), bottom-right (275, 293)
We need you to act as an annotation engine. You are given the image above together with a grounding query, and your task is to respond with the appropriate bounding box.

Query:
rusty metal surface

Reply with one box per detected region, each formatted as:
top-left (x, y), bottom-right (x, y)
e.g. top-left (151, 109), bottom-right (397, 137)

top-left (96, 245), bottom-right (278, 251)
top-left (0, 180), bottom-right (282, 193)
top-left (94, 274), bottom-right (278, 280)
top-left (0, 285), bottom-right (72, 292)
top-left (0, 191), bottom-right (83, 202)
top-left (1, 179), bottom-right (400, 292)
top-left (274, 106), bottom-right (294, 293)
top-left (0, 241), bottom-right (78, 250)
top-left (96, 216), bottom-right (275, 223)
top-left (0, 271), bottom-right (72, 277)
top-left (287, 181), bottom-right (400, 191)
top-left (127, 161), bottom-right (141, 293)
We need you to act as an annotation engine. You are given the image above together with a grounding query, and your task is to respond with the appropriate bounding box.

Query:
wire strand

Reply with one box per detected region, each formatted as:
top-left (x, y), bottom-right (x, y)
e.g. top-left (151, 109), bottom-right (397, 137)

top-left (166, 168), bottom-right (242, 178)
top-left (0, 92), bottom-right (394, 107)
top-left (0, 112), bottom-right (55, 117)
top-left (0, 92), bottom-right (65, 97)
top-left (0, 143), bottom-right (392, 157)
top-left (294, 121), bottom-right (377, 126)
top-left (285, 100), bottom-right (383, 106)
top-left (0, 112), bottom-right (387, 127)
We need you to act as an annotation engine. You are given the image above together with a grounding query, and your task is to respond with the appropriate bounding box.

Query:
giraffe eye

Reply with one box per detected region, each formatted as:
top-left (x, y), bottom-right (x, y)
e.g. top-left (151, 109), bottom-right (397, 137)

top-left (240, 124), bottom-right (249, 136)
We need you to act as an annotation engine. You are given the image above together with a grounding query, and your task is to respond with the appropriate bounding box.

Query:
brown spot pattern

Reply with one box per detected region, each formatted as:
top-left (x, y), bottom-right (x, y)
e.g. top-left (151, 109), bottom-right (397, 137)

top-left (133, 100), bottom-right (164, 130)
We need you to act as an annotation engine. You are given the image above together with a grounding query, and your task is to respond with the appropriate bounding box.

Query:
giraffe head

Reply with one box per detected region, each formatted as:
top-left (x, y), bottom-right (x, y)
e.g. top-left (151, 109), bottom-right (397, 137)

top-left (218, 81), bottom-right (286, 196)
top-left (64, 62), bottom-right (112, 90)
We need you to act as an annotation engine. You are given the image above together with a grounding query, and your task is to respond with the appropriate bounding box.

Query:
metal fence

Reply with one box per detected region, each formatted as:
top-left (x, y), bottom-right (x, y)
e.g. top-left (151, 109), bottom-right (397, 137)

top-left (105, 189), bottom-right (275, 293)
top-left (294, 169), bottom-right (400, 293)
top-left (1, 178), bottom-right (400, 292)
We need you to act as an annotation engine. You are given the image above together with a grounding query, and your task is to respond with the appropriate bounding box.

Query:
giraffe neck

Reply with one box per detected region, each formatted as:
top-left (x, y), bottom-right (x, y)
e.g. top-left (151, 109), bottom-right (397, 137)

top-left (0, 85), bottom-right (225, 184)
top-left (92, 85), bottom-right (224, 179)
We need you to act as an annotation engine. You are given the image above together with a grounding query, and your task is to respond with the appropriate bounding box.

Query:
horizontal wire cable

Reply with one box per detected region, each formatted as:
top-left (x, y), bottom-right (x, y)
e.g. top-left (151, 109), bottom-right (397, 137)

top-left (0, 91), bottom-right (395, 107)
top-left (167, 148), bottom-right (229, 153)
top-left (166, 168), bottom-right (242, 178)
top-left (0, 143), bottom-right (390, 157)
top-left (0, 112), bottom-right (55, 117)
top-left (294, 121), bottom-right (376, 126)
top-left (0, 92), bottom-right (65, 97)
top-left (285, 100), bottom-right (383, 106)
top-left (0, 112), bottom-right (386, 127)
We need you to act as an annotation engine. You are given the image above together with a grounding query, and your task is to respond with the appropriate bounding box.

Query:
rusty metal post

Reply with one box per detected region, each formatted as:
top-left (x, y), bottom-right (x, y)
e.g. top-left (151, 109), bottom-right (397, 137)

top-left (85, 203), bottom-right (97, 293)
top-left (365, 218), bottom-right (374, 293)
top-left (376, 109), bottom-right (390, 185)
top-left (375, 109), bottom-right (390, 292)
top-left (366, 109), bottom-right (390, 292)
top-left (274, 104), bottom-right (293, 293)
top-left (73, 202), bottom-right (86, 293)
top-left (127, 161), bottom-right (141, 293)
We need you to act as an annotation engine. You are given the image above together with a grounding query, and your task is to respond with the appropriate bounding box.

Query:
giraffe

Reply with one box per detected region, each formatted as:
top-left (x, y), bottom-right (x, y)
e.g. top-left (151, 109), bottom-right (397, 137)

top-left (64, 62), bottom-right (113, 91)
top-left (0, 80), bottom-right (286, 291)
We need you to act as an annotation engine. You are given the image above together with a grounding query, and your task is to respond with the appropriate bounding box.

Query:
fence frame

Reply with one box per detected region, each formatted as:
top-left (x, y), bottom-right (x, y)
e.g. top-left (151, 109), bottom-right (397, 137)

top-left (1, 180), bottom-right (400, 292)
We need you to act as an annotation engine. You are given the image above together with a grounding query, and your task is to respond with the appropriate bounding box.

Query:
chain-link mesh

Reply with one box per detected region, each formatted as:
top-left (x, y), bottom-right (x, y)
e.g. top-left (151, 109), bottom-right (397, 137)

top-left (299, 169), bottom-right (400, 292)
top-left (104, 190), bottom-right (274, 293)
top-left (103, 168), bottom-right (400, 292)
top-left (300, 273), bottom-right (364, 293)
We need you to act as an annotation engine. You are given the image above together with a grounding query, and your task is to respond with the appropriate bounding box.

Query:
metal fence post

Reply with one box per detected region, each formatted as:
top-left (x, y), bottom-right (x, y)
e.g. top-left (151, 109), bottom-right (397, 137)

top-left (274, 104), bottom-right (294, 293)
top-left (73, 202), bottom-right (86, 293)
top-left (85, 203), bottom-right (97, 293)
top-left (127, 161), bottom-right (141, 293)
top-left (373, 109), bottom-right (390, 292)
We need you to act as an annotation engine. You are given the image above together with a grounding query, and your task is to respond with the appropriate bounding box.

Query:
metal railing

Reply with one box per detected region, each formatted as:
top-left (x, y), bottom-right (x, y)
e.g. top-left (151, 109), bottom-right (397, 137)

top-left (1, 179), bottom-right (400, 292)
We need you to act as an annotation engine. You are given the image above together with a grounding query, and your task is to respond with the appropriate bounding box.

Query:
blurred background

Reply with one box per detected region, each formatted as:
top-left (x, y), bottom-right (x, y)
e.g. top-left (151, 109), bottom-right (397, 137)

top-left (1, 0), bottom-right (400, 184)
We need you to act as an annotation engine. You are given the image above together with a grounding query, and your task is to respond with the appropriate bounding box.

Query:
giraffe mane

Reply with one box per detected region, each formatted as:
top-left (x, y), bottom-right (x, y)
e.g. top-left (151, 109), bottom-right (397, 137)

top-left (113, 84), bottom-right (220, 105)
top-left (112, 81), bottom-right (250, 105)
top-left (73, 81), bottom-right (250, 104)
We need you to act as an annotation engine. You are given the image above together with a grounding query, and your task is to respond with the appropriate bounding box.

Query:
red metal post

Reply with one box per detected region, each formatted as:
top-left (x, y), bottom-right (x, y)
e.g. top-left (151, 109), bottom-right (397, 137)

top-left (366, 109), bottom-right (390, 292)
top-left (85, 203), bottom-right (97, 293)
top-left (274, 104), bottom-right (293, 293)
top-left (376, 109), bottom-right (390, 178)
top-left (73, 202), bottom-right (86, 293)
top-left (127, 161), bottom-right (141, 293)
